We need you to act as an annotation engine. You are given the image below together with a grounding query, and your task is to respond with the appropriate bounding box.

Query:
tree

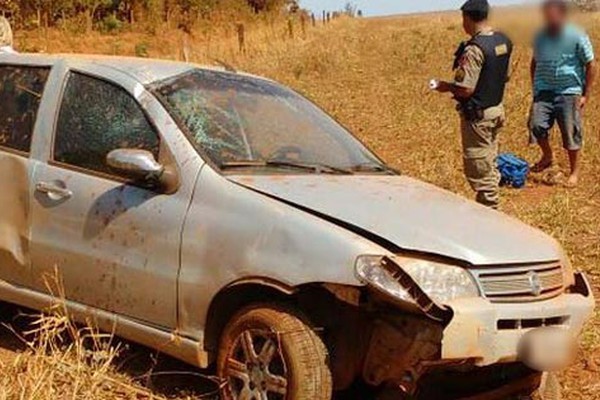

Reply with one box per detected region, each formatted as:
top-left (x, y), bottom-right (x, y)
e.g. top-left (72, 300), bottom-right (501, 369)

top-left (31, 0), bottom-right (53, 27)
top-left (288, 0), bottom-right (299, 13)
top-left (247, 0), bottom-right (289, 13)
top-left (1, 0), bottom-right (301, 31)
top-left (75, 0), bottom-right (112, 32)
top-left (51, 0), bottom-right (74, 23)
top-left (343, 1), bottom-right (356, 17)
top-left (0, 0), bottom-right (18, 16)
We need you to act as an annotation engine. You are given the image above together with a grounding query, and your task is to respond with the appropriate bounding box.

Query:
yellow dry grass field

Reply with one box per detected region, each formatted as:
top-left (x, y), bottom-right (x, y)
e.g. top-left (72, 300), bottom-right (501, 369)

top-left (2, 8), bottom-right (600, 399)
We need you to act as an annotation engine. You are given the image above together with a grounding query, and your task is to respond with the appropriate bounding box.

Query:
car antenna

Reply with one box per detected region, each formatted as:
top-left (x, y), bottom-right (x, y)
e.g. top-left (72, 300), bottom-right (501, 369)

top-left (213, 59), bottom-right (237, 73)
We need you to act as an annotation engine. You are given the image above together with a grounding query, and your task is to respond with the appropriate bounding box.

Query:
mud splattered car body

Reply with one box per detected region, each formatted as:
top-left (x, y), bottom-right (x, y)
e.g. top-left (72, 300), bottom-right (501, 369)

top-left (0, 53), bottom-right (594, 399)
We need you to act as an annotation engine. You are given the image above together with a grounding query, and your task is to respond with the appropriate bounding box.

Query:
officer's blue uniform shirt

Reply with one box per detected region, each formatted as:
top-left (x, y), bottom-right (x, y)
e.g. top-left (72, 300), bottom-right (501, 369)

top-left (533, 23), bottom-right (595, 96)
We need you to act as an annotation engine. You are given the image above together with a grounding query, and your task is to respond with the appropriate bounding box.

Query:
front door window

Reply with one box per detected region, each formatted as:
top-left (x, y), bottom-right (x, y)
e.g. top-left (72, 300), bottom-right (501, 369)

top-left (54, 72), bottom-right (160, 177)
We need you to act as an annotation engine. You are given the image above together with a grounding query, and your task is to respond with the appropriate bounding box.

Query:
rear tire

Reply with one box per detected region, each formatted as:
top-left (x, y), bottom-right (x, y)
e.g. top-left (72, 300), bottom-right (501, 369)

top-left (217, 304), bottom-right (332, 400)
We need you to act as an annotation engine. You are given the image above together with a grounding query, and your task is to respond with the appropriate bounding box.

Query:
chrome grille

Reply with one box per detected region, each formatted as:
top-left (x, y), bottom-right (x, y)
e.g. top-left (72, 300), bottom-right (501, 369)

top-left (472, 262), bottom-right (564, 303)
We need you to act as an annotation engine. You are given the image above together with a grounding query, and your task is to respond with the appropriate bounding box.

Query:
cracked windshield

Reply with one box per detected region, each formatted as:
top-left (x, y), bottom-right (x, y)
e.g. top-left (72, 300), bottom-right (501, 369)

top-left (155, 70), bottom-right (384, 174)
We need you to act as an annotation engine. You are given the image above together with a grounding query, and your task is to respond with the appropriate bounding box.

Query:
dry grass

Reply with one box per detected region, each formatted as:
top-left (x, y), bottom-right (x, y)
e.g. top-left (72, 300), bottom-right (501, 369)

top-left (0, 306), bottom-right (222, 399)
top-left (4, 8), bottom-right (600, 399)
top-left (0, 277), bottom-right (220, 399)
top-left (0, 306), bottom-right (131, 399)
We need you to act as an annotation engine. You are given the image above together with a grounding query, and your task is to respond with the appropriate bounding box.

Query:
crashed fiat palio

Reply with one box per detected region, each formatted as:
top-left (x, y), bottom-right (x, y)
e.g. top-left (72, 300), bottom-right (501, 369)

top-left (0, 52), bottom-right (594, 399)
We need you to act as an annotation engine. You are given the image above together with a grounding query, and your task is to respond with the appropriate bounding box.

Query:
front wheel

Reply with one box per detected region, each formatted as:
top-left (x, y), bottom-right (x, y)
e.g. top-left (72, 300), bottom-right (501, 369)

top-left (529, 372), bottom-right (562, 400)
top-left (217, 304), bottom-right (332, 400)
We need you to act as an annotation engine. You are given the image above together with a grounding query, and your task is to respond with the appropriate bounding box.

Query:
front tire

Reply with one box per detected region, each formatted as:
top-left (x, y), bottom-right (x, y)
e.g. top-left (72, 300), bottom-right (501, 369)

top-left (530, 372), bottom-right (562, 400)
top-left (217, 304), bottom-right (332, 400)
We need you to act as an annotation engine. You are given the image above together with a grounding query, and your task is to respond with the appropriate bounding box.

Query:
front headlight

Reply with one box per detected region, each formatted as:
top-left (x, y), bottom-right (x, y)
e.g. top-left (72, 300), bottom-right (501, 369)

top-left (355, 255), bottom-right (479, 305)
top-left (355, 255), bottom-right (414, 303)
top-left (400, 257), bottom-right (480, 304)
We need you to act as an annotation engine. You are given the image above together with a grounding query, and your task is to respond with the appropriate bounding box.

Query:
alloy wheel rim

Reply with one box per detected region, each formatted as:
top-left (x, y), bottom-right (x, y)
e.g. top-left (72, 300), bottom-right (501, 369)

top-left (226, 329), bottom-right (288, 400)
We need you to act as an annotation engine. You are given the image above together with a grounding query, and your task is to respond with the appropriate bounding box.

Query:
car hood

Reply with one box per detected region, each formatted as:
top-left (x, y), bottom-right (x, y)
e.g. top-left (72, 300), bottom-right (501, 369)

top-left (228, 174), bottom-right (562, 266)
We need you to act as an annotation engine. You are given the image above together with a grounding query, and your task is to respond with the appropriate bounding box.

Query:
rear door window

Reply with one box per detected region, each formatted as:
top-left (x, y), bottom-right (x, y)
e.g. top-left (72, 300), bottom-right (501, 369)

top-left (53, 72), bottom-right (160, 177)
top-left (0, 65), bottom-right (50, 154)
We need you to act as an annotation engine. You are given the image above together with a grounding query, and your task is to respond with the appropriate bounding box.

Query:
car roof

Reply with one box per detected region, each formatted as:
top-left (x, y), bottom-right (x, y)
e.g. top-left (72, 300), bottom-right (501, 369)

top-left (0, 52), bottom-right (264, 85)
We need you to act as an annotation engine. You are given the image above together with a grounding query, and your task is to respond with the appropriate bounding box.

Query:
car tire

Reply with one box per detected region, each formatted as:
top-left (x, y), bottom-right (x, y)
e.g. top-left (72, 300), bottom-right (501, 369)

top-left (530, 372), bottom-right (562, 400)
top-left (217, 304), bottom-right (332, 400)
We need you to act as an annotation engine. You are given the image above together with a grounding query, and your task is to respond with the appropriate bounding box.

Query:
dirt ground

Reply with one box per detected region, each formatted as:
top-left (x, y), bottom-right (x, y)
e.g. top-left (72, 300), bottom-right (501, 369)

top-left (4, 8), bottom-right (600, 400)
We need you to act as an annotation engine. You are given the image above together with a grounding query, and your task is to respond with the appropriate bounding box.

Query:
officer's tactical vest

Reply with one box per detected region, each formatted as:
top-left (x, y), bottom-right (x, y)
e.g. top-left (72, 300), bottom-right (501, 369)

top-left (463, 32), bottom-right (513, 110)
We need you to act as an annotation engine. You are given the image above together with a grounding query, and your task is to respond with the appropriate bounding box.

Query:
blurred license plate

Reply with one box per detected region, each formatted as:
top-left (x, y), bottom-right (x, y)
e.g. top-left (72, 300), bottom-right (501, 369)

top-left (518, 327), bottom-right (576, 372)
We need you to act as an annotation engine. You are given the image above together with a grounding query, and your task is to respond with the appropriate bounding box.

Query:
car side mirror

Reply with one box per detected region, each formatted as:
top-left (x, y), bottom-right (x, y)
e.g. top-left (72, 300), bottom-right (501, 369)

top-left (107, 149), bottom-right (168, 189)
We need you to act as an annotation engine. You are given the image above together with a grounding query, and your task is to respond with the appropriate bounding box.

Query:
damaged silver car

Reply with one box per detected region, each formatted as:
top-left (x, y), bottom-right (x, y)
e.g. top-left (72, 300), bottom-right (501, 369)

top-left (0, 52), bottom-right (594, 399)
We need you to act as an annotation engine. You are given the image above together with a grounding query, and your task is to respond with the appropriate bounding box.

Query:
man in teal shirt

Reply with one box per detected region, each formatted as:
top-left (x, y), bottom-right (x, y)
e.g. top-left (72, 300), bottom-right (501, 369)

top-left (530, 0), bottom-right (596, 187)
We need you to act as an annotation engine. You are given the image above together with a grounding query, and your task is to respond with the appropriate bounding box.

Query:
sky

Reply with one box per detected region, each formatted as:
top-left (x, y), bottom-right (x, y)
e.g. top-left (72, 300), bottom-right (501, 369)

top-left (300, 0), bottom-right (526, 17)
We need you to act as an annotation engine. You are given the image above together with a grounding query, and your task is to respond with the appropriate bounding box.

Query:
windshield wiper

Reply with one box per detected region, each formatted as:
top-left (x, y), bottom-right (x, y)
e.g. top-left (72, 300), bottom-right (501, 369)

top-left (269, 160), bottom-right (354, 175)
top-left (221, 160), bottom-right (354, 175)
top-left (350, 163), bottom-right (399, 175)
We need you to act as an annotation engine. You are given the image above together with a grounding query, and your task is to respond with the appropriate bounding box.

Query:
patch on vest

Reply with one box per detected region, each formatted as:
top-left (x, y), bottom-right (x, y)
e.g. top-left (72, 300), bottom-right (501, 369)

top-left (495, 44), bottom-right (508, 56)
top-left (454, 68), bottom-right (466, 83)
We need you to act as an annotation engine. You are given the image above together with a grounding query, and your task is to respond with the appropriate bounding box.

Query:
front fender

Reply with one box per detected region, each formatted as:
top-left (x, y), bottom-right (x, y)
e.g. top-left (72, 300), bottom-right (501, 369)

top-left (178, 167), bottom-right (390, 339)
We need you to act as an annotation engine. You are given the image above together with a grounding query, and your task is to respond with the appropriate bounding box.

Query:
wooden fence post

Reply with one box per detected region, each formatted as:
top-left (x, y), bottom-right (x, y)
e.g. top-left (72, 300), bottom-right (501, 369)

top-left (311, 13), bottom-right (316, 27)
top-left (181, 33), bottom-right (190, 62)
top-left (300, 14), bottom-right (306, 36)
top-left (322, 10), bottom-right (326, 25)
top-left (236, 23), bottom-right (245, 53)
top-left (287, 18), bottom-right (294, 39)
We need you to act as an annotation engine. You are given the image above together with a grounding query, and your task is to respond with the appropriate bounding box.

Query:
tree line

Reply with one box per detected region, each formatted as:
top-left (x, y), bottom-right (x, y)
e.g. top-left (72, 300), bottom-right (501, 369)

top-left (0, 0), bottom-right (301, 32)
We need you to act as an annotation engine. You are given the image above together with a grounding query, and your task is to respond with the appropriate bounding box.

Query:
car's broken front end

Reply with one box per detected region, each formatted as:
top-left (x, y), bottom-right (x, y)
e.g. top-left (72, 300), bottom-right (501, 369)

top-left (151, 66), bottom-right (594, 398)
top-left (341, 254), bottom-right (594, 397)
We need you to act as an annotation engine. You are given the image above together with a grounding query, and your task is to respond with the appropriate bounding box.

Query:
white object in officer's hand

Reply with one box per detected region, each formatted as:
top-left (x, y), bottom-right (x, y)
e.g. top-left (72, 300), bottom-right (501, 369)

top-left (429, 79), bottom-right (440, 90)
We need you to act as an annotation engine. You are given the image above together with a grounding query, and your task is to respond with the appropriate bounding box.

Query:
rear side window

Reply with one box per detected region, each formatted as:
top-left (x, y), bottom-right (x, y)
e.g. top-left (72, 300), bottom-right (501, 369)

top-left (54, 73), bottom-right (160, 176)
top-left (0, 66), bottom-right (50, 153)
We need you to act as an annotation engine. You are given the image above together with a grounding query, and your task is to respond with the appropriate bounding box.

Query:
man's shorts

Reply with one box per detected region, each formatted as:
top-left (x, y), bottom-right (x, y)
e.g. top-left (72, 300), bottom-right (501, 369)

top-left (529, 92), bottom-right (583, 151)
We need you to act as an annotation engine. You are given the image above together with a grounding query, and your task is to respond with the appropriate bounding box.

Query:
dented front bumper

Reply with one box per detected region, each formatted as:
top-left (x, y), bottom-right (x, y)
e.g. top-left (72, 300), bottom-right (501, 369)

top-left (442, 273), bottom-right (595, 369)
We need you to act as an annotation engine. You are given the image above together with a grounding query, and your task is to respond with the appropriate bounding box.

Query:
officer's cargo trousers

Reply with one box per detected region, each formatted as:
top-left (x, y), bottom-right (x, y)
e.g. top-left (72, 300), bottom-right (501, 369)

top-left (460, 106), bottom-right (505, 208)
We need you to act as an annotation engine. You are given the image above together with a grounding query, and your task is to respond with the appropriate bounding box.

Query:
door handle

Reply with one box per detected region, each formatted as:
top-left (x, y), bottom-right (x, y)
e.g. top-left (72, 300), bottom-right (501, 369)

top-left (35, 181), bottom-right (73, 200)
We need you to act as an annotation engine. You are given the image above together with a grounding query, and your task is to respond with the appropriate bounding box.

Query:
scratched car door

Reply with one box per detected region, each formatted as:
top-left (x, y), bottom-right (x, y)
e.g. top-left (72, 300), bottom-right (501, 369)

top-left (29, 69), bottom-right (200, 329)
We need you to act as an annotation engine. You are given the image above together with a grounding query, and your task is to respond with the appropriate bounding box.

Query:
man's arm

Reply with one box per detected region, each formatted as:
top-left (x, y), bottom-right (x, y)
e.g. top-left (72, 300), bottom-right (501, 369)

top-left (577, 32), bottom-right (595, 109)
top-left (581, 60), bottom-right (596, 109)
top-left (435, 45), bottom-right (482, 100)
top-left (436, 81), bottom-right (474, 99)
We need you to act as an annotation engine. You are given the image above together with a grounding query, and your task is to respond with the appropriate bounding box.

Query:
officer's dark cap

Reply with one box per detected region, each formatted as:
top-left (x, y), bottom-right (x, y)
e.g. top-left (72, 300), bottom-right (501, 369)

top-left (461, 0), bottom-right (490, 21)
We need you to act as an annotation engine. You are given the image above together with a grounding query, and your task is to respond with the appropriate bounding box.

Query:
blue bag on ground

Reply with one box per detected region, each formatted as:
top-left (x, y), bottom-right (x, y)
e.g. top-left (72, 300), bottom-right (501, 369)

top-left (497, 153), bottom-right (529, 188)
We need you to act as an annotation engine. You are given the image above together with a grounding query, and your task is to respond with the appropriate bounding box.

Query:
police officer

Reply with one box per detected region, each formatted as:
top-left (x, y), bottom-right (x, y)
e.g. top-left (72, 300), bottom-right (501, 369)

top-left (435, 0), bottom-right (513, 208)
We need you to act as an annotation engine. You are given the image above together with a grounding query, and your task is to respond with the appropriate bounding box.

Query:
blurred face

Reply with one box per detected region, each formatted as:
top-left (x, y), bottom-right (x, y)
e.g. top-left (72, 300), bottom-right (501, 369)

top-left (543, 4), bottom-right (567, 33)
